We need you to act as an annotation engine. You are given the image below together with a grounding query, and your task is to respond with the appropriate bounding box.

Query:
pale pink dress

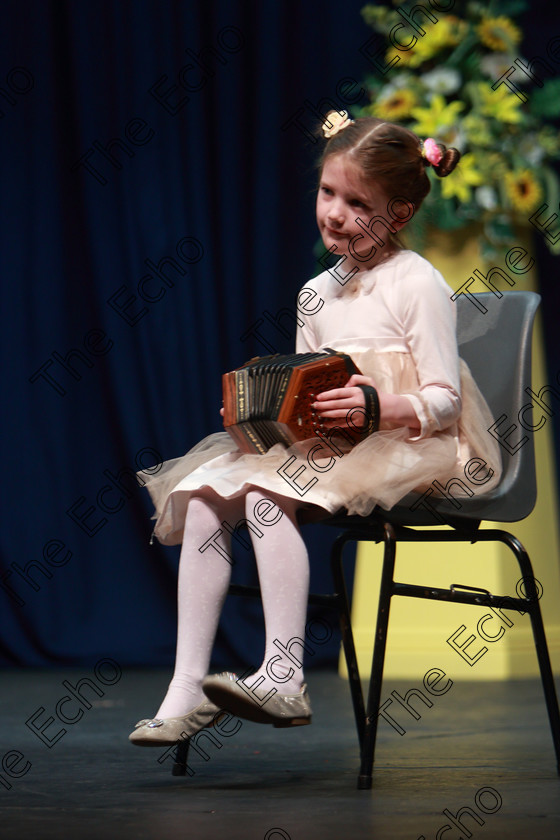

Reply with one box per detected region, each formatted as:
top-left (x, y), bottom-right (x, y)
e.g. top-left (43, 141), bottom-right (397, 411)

top-left (141, 250), bottom-right (502, 545)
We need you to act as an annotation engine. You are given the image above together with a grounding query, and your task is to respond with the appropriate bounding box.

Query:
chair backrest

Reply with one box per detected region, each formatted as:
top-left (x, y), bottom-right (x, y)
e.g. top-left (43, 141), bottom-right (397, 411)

top-left (392, 290), bottom-right (541, 525)
top-left (455, 290), bottom-right (540, 521)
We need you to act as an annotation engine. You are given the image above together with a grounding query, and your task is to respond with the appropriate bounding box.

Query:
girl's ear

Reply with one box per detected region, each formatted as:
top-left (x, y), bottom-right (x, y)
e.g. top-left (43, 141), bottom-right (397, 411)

top-left (391, 217), bottom-right (409, 233)
top-left (387, 198), bottom-right (414, 233)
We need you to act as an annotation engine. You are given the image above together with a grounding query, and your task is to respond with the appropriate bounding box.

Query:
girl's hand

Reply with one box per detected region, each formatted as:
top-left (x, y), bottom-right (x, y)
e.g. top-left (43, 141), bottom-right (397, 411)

top-left (220, 406), bottom-right (224, 417)
top-left (312, 374), bottom-right (377, 430)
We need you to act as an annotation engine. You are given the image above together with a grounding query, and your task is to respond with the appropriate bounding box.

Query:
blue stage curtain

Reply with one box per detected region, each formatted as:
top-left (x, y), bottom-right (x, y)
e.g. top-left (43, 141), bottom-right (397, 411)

top-left (1, 0), bottom-right (558, 668)
top-left (0, 0), bottom-right (371, 667)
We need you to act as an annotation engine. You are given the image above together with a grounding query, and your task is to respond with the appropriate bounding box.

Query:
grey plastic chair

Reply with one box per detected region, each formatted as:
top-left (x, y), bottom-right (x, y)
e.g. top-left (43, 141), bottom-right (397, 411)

top-left (327, 290), bottom-right (560, 788)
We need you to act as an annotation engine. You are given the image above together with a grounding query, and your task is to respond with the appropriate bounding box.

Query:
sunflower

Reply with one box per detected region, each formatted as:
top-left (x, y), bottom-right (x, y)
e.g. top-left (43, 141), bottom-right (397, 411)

top-left (504, 170), bottom-right (543, 213)
top-left (372, 88), bottom-right (417, 120)
top-left (477, 16), bottom-right (521, 52)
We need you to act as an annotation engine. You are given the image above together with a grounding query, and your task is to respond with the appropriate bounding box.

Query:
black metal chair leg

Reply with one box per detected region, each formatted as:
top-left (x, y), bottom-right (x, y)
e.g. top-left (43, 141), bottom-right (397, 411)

top-left (331, 532), bottom-right (366, 750)
top-left (499, 532), bottom-right (560, 774)
top-left (172, 739), bottom-right (190, 776)
top-left (358, 522), bottom-right (397, 790)
top-left (527, 600), bottom-right (560, 774)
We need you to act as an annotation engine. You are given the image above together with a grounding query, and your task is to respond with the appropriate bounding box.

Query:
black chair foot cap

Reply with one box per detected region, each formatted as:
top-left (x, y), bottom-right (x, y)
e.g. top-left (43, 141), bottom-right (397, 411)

top-left (172, 763), bottom-right (187, 776)
top-left (357, 775), bottom-right (372, 790)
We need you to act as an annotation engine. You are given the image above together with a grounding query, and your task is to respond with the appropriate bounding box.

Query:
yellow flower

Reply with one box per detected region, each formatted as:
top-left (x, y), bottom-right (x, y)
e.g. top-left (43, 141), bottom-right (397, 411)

top-left (361, 5), bottom-right (393, 28)
top-left (477, 16), bottom-right (521, 52)
top-left (372, 88), bottom-right (418, 120)
top-left (435, 16), bottom-right (469, 48)
top-left (385, 44), bottom-right (422, 69)
top-left (410, 94), bottom-right (465, 137)
top-left (384, 17), bottom-right (466, 69)
top-left (440, 153), bottom-right (484, 203)
top-left (476, 82), bottom-right (523, 124)
top-left (504, 170), bottom-right (543, 213)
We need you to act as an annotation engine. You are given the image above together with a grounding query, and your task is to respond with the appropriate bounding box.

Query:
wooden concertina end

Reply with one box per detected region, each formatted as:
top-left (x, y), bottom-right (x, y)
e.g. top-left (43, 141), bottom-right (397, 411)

top-left (222, 350), bottom-right (362, 454)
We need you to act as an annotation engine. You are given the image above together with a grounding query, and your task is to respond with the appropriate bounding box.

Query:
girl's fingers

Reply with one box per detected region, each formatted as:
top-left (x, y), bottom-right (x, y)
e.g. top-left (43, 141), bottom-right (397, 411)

top-left (320, 416), bottom-right (367, 429)
top-left (314, 386), bottom-right (366, 405)
top-left (315, 403), bottom-right (363, 414)
top-left (313, 389), bottom-right (366, 412)
top-left (345, 374), bottom-right (376, 388)
top-left (314, 387), bottom-right (351, 401)
top-left (312, 384), bottom-right (372, 430)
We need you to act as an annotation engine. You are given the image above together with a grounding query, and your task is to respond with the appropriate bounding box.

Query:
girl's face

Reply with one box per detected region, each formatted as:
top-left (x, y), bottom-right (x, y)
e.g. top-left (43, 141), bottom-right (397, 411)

top-left (316, 154), bottom-right (401, 273)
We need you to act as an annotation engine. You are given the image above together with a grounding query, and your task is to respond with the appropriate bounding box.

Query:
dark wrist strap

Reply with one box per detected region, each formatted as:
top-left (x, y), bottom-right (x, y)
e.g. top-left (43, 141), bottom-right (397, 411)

top-left (356, 385), bottom-right (380, 435)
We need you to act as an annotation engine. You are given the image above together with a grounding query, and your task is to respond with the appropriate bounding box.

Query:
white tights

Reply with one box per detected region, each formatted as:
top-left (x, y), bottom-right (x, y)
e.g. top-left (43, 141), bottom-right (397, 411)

top-left (155, 489), bottom-right (310, 719)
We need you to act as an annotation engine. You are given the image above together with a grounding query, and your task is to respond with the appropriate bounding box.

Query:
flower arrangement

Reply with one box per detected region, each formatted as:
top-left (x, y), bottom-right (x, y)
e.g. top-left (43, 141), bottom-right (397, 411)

top-left (357, 0), bottom-right (560, 260)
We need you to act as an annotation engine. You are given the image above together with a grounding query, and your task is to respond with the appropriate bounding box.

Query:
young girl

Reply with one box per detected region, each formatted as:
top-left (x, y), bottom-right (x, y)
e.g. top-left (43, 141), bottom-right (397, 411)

top-left (129, 113), bottom-right (502, 746)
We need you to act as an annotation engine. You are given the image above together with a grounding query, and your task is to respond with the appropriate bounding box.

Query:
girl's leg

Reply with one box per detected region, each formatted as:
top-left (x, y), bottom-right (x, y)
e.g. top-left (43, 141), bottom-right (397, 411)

top-left (155, 492), bottom-right (245, 719)
top-left (242, 489), bottom-right (310, 697)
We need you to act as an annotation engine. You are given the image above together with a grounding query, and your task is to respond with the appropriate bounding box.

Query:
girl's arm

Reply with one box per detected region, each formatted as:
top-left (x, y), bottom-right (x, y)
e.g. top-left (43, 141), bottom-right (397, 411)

top-left (312, 374), bottom-right (421, 433)
top-left (313, 264), bottom-right (462, 436)
top-left (398, 265), bottom-right (462, 438)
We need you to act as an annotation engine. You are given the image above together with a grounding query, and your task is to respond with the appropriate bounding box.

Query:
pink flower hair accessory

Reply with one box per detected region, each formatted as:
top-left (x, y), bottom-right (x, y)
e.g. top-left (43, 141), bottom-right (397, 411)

top-left (422, 138), bottom-right (443, 167)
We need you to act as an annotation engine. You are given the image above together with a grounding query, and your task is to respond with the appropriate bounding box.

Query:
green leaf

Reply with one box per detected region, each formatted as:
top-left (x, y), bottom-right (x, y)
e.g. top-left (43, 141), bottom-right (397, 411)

top-left (446, 32), bottom-right (480, 69)
top-left (430, 198), bottom-right (468, 231)
top-left (530, 79), bottom-right (560, 119)
top-left (489, 0), bottom-right (529, 17)
top-left (479, 237), bottom-right (502, 265)
top-left (541, 166), bottom-right (560, 214)
top-left (539, 166), bottom-right (560, 254)
top-left (484, 215), bottom-right (515, 245)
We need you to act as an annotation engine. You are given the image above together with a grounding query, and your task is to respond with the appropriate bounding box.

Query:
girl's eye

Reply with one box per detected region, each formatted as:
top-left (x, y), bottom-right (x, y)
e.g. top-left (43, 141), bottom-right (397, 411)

top-left (351, 199), bottom-right (366, 209)
top-left (321, 186), bottom-right (333, 196)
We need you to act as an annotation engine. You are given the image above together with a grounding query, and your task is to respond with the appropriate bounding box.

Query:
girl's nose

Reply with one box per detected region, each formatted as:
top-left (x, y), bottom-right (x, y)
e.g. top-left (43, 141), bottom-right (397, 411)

top-left (328, 204), bottom-right (345, 225)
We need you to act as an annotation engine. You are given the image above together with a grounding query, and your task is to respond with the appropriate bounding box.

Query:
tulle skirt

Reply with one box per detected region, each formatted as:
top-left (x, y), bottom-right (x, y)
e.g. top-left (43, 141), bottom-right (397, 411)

top-left (140, 352), bottom-right (502, 545)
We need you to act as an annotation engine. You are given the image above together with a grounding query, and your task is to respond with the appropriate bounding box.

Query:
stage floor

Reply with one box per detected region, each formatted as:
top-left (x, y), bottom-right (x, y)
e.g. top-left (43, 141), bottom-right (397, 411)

top-left (1, 668), bottom-right (559, 839)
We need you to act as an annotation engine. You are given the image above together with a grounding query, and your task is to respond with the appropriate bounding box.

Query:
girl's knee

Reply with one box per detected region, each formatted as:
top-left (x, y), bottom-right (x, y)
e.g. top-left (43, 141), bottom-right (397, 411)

top-left (187, 491), bottom-right (246, 528)
top-left (185, 495), bottom-right (217, 527)
top-left (245, 489), bottom-right (298, 525)
top-left (187, 496), bottom-right (207, 514)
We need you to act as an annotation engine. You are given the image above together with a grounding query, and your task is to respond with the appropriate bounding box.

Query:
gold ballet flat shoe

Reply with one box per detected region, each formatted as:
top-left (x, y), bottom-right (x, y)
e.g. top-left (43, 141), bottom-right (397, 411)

top-left (202, 672), bottom-right (312, 727)
top-left (128, 698), bottom-right (226, 746)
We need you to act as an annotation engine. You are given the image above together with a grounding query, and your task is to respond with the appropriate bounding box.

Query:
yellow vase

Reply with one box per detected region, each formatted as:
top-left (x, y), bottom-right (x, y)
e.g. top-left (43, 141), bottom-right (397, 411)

top-left (341, 226), bottom-right (560, 682)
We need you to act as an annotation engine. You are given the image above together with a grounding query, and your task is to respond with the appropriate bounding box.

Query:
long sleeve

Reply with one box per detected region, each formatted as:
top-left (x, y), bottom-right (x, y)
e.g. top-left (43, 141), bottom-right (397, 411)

top-left (398, 266), bottom-right (462, 439)
top-left (294, 251), bottom-right (462, 440)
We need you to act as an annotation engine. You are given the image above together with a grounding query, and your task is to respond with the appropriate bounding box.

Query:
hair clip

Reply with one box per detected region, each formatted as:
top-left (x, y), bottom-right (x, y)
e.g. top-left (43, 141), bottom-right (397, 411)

top-left (322, 110), bottom-right (355, 139)
top-left (421, 138), bottom-right (443, 166)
